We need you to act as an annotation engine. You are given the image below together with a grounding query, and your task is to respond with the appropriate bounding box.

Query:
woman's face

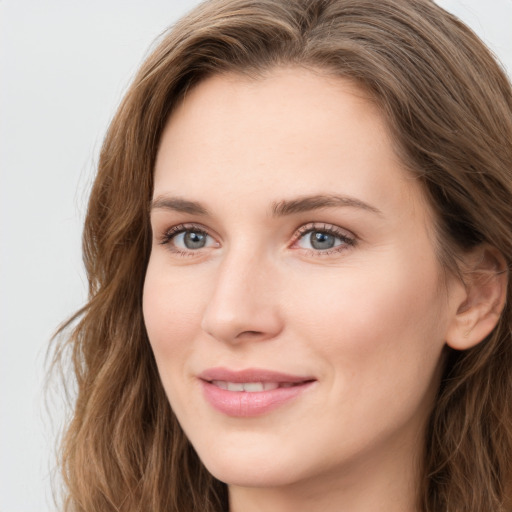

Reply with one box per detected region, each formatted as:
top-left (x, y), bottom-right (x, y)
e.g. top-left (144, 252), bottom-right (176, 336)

top-left (143, 69), bottom-right (463, 492)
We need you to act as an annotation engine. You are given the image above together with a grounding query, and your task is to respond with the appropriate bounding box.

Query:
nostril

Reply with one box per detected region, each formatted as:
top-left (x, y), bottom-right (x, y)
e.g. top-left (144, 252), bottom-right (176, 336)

top-left (237, 330), bottom-right (264, 338)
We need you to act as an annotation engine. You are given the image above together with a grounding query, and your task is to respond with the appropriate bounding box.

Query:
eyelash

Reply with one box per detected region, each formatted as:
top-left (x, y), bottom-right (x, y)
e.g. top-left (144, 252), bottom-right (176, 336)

top-left (292, 223), bottom-right (356, 256)
top-left (158, 222), bottom-right (356, 257)
top-left (159, 223), bottom-right (214, 257)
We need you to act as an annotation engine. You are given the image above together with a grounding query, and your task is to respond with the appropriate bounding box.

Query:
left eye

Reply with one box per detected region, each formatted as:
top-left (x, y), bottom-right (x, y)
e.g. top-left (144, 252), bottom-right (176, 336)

top-left (296, 229), bottom-right (349, 251)
top-left (171, 229), bottom-right (215, 250)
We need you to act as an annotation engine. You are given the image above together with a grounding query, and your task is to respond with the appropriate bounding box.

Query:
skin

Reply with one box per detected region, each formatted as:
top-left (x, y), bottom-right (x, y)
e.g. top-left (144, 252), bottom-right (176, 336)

top-left (143, 68), bottom-right (470, 512)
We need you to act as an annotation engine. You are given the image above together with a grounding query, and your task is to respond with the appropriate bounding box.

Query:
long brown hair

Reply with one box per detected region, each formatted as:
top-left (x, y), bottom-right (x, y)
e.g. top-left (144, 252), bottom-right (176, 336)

top-left (52, 0), bottom-right (512, 510)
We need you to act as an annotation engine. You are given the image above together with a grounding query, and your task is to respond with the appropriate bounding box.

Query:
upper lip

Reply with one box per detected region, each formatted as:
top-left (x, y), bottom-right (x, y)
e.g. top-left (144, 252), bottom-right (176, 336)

top-left (198, 367), bottom-right (316, 384)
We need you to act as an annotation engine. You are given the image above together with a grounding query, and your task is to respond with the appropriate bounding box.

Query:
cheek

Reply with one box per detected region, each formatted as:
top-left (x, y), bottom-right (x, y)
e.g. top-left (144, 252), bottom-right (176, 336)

top-left (286, 252), bottom-right (448, 389)
top-left (279, 256), bottom-right (448, 453)
top-left (142, 260), bottom-right (205, 361)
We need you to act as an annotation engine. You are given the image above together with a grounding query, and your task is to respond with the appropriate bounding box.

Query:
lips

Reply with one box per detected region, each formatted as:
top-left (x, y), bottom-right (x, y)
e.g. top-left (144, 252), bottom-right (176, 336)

top-left (198, 367), bottom-right (316, 417)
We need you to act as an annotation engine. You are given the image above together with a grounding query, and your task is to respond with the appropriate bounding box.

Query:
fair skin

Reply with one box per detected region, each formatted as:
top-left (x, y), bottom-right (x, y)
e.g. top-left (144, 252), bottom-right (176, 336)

top-left (143, 68), bottom-right (500, 512)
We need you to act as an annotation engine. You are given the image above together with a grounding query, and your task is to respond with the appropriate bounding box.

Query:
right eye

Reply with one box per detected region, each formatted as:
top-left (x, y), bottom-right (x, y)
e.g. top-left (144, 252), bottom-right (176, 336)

top-left (173, 230), bottom-right (211, 249)
top-left (160, 224), bottom-right (219, 254)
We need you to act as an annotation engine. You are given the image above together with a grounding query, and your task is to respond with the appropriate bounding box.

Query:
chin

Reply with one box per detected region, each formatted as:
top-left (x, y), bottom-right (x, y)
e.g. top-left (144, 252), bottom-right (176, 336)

top-left (204, 459), bottom-right (302, 488)
top-left (193, 439), bottom-right (309, 488)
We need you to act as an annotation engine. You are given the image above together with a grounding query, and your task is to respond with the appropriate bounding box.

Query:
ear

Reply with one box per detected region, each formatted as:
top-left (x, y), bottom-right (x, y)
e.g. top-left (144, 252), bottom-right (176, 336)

top-left (445, 246), bottom-right (508, 351)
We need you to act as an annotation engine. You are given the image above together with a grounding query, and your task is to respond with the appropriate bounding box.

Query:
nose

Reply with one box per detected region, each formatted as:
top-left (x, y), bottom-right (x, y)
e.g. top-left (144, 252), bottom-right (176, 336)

top-left (200, 247), bottom-right (283, 344)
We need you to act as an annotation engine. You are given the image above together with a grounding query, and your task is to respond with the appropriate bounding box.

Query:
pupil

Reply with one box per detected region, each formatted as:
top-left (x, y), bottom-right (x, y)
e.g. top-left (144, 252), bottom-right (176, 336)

top-left (310, 231), bottom-right (335, 250)
top-left (184, 231), bottom-right (206, 249)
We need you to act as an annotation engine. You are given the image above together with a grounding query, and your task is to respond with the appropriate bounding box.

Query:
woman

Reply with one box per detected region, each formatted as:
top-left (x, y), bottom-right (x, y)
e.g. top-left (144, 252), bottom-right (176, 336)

top-left (53, 0), bottom-right (512, 510)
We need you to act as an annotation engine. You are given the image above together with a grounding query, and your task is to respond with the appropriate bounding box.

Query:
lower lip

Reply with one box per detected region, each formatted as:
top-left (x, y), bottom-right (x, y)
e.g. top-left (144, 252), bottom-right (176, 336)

top-left (201, 380), bottom-right (315, 417)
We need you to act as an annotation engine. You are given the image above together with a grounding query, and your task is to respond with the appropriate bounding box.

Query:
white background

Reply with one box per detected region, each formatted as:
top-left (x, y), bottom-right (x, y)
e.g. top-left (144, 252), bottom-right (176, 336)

top-left (1, 1), bottom-right (511, 511)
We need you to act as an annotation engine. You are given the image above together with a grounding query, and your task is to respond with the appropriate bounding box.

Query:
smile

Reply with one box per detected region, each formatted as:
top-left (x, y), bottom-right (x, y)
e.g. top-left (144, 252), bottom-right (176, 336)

top-left (198, 368), bottom-right (316, 417)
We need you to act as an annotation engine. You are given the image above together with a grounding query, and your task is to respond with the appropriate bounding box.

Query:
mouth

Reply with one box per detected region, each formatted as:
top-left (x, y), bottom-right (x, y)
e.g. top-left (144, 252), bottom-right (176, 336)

top-left (198, 367), bottom-right (316, 417)
top-left (209, 380), bottom-right (303, 392)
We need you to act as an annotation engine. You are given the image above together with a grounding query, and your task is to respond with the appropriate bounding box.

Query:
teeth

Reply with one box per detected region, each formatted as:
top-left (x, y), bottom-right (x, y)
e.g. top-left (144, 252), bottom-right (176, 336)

top-left (211, 381), bottom-right (281, 392)
top-left (242, 382), bottom-right (264, 392)
top-left (227, 382), bottom-right (244, 392)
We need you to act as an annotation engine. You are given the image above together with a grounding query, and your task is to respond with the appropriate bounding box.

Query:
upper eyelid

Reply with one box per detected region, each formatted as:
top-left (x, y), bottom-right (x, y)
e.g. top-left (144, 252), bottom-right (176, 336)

top-left (162, 222), bottom-right (215, 236)
top-left (292, 222), bottom-right (356, 240)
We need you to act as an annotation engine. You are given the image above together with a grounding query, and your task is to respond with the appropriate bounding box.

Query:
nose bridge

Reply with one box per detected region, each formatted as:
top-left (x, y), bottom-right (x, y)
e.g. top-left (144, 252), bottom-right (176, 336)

top-left (201, 242), bottom-right (282, 343)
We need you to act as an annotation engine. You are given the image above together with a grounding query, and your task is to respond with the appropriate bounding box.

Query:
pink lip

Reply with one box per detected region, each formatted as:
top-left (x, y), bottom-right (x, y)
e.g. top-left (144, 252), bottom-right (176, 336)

top-left (198, 367), bottom-right (316, 417)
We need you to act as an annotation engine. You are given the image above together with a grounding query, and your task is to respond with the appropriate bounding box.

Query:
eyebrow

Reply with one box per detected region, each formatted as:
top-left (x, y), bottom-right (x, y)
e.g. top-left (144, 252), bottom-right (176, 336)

top-left (271, 194), bottom-right (382, 217)
top-left (150, 196), bottom-right (209, 215)
top-left (149, 193), bottom-right (382, 217)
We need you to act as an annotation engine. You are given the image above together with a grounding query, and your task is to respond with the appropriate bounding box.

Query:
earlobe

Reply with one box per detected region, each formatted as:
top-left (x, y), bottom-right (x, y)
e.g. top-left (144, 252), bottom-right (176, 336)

top-left (445, 246), bottom-right (508, 351)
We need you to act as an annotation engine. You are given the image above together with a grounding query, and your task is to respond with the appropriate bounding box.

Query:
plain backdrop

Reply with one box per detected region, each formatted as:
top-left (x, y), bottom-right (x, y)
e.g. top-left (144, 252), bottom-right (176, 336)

top-left (1, 1), bottom-right (511, 511)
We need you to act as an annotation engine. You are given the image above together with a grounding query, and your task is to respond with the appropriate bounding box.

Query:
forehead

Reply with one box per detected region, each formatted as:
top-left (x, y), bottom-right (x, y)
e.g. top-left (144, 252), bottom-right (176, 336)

top-left (159, 68), bottom-right (383, 159)
top-left (153, 67), bottom-right (429, 221)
